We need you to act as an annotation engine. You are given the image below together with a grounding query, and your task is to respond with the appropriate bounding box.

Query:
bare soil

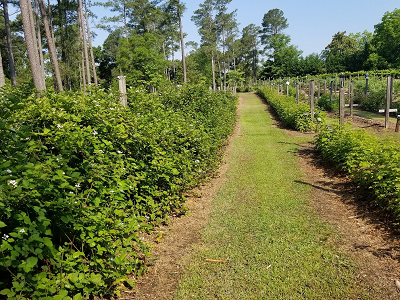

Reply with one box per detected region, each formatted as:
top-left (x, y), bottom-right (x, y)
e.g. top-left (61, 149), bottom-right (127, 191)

top-left (120, 96), bottom-right (400, 299)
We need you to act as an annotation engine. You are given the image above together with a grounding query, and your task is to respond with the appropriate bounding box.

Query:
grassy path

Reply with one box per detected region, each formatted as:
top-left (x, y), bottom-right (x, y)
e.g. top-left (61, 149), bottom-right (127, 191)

top-left (174, 93), bottom-right (366, 299)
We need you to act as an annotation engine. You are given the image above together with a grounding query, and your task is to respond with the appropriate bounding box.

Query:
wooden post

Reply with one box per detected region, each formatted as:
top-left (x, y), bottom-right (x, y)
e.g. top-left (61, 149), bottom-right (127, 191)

top-left (310, 80), bottom-right (315, 122)
top-left (385, 75), bottom-right (393, 129)
top-left (396, 115), bottom-right (400, 133)
top-left (286, 81), bottom-right (289, 97)
top-left (350, 80), bottom-right (354, 117)
top-left (334, 79), bottom-right (337, 97)
top-left (118, 76), bottom-right (127, 108)
top-left (318, 81), bottom-right (321, 99)
top-left (296, 82), bottom-right (299, 105)
top-left (339, 83), bottom-right (345, 125)
top-left (330, 81), bottom-right (333, 102)
top-left (324, 79), bottom-right (327, 95)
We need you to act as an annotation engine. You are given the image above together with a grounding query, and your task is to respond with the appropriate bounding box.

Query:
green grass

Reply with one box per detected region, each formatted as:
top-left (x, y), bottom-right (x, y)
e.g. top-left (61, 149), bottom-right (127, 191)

top-left (174, 93), bottom-right (369, 299)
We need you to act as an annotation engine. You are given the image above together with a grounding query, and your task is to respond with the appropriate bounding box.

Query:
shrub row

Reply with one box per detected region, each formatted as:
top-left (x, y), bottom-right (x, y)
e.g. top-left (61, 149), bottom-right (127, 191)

top-left (0, 84), bottom-right (237, 298)
top-left (315, 125), bottom-right (400, 224)
top-left (256, 86), bottom-right (326, 132)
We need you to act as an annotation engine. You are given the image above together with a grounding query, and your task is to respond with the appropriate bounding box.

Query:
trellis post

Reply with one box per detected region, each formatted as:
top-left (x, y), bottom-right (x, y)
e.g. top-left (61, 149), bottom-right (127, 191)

top-left (118, 76), bottom-right (127, 108)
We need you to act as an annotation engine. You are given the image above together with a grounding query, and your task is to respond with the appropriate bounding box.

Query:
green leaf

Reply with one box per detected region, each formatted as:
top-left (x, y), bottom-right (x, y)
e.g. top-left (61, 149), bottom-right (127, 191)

top-left (0, 221), bottom-right (6, 228)
top-left (43, 128), bottom-right (51, 135)
top-left (42, 237), bottom-right (53, 248)
top-left (73, 293), bottom-right (83, 300)
top-left (0, 289), bottom-right (10, 296)
top-left (60, 182), bottom-right (70, 188)
top-left (24, 256), bottom-right (38, 272)
top-left (90, 273), bottom-right (103, 285)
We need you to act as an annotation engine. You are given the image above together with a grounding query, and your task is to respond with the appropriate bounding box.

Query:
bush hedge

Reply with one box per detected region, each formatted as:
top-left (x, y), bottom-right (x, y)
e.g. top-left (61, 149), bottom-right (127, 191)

top-left (316, 125), bottom-right (400, 225)
top-left (0, 84), bottom-right (237, 298)
top-left (257, 86), bottom-right (326, 132)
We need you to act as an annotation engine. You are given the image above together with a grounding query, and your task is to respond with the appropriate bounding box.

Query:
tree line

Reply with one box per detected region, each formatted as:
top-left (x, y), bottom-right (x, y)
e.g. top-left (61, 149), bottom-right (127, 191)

top-left (0, 1), bottom-right (399, 92)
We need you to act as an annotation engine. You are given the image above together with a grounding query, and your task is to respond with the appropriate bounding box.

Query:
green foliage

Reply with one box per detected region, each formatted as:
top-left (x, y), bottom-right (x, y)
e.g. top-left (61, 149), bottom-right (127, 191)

top-left (315, 125), bottom-right (400, 224)
top-left (353, 77), bottom-right (388, 112)
top-left (117, 33), bottom-right (168, 90)
top-left (373, 9), bottom-right (400, 68)
top-left (0, 83), bottom-right (237, 298)
top-left (317, 95), bottom-right (338, 111)
top-left (257, 86), bottom-right (326, 132)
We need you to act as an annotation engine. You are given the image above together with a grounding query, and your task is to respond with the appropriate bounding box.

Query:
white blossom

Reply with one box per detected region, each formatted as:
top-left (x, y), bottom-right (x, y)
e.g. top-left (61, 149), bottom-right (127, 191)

top-left (57, 124), bottom-right (63, 129)
top-left (98, 150), bottom-right (104, 154)
top-left (75, 183), bottom-right (80, 188)
top-left (6, 169), bottom-right (12, 174)
top-left (9, 180), bottom-right (17, 188)
top-left (93, 130), bottom-right (98, 135)
top-left (19, 228), bottom-right (25, 233)
top-left (117, 150), bottom-right (123, 154)
top-left (2, 234), bottom-right (9, 240)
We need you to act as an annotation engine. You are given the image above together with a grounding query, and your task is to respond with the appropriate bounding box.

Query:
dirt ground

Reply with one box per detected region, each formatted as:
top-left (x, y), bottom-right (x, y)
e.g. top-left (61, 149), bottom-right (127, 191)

top-left (120, 97), bottom-right (400, 299)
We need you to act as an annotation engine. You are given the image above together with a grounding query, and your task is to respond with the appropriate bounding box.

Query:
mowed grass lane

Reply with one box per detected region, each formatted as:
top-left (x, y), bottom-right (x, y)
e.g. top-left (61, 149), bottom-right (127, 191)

top-left (175, 93), bottom-right (368, 299)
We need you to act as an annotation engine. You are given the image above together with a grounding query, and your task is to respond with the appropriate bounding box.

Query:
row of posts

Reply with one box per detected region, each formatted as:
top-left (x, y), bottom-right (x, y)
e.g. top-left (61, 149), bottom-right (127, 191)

top-left (118, 74), bottom-right (400, 132)
top-left (267, 75), bottom-right (399, 131)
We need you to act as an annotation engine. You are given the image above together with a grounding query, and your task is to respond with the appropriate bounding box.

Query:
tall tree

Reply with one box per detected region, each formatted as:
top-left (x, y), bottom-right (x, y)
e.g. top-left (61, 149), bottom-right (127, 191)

top-left (117, 32), bottom-right (167, 90)
top-left (2, 0), bottom-right (16, 86)
top-left (84, 0), bottom-right (98, 85)
top-left (53, 0), bottom-right (81, 90)
top-left (260, 8), bottom-right (288, 56)
top-left (373, 9), bottom-right (400, 68)
top-left (237, 24), bottom-right (260, 81)
top-left (192, 0), bottom-right (217, 90)
top-left (20, 0), bottom-right (46, 90)
top-left (34, 0), bottom-right (45, 77)
top-left (175, 0), bottom-right (186, 83)
top-left (322, 31), bottom-right (358, 72)
top-left (38, 0), bottom-right (63, 91)
top-left (0, 48), bottom-right (5, 86)
top-left (215, 0), bottom-right (237, 89)
top-left (78, 0), bottom-right (91, 86)
top-left (98, 0), bottom-right (130, 39)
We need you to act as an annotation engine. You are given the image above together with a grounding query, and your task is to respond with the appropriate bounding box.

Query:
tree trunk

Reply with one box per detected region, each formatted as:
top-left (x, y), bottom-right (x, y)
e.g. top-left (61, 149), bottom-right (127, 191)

top-left (47, 0), bottom-right (55, 42)
top-left (123, 5), bottom-right (128, 40)
top-left (172, 47), bottom-right (175, 81)
top-left (84, 0), bottom-right (98, 86)
top-left (211, 51), bottom-right (216, 91)
top-left (218, 60), bottom-right (222, 90)
top-left (20, 0), bottom-right (46, 90)
top-left (34, 0), bottom-right (45, 78)
top-left (78, 0), bottom-right (91, 86)
top-left (2, 0), bottom-right (16, 86)
top-left (77, 2), bottom-right (86, 90)
top-left (253, 48), bottom-right (257, 83)
top-left (38, 0), bottom-right (63, 91)
top-left (222, 28), bottom-right (226, 90)
top-left (178, 6), bottom-right (186, 83)
top-left (0, 48), bottom-right (6, 86)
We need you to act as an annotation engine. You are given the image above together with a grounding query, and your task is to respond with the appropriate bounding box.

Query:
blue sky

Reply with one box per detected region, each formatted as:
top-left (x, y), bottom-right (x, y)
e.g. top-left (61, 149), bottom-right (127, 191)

top-left (91, 0), bottom-right (399, 57)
